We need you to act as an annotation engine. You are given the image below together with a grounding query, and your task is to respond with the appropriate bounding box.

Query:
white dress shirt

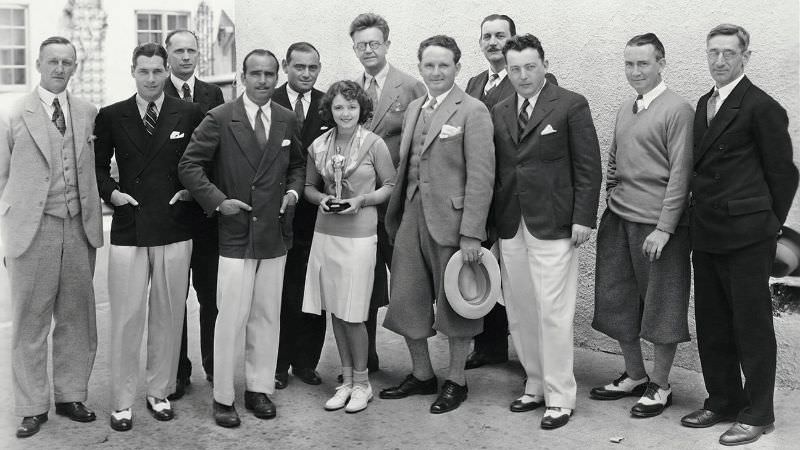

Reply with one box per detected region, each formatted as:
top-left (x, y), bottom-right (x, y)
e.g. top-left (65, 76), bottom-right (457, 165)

top-left (135, 93), bottom-right (165, 119)
top-left (170, 73), bottom-right (196, 99)
top-left (363, 63), bottom-right (390, 100)
top-left (713, 73), bottom-right (745, 115)
top-left (636, 80), bottom-right (667, 111)
top-left (37, 85), bottom-right (71, 128)
top-left (484, 68), bottom-right (507, 94)
top-left (517, 80), bottom-right (547, 116)
top-left (286, 84), bottom-right (310, 119)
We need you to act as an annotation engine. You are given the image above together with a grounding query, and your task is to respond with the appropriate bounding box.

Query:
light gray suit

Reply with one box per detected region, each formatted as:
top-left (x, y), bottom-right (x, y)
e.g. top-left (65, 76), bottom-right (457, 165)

top-left (0, 90), bottom-right (102, 416)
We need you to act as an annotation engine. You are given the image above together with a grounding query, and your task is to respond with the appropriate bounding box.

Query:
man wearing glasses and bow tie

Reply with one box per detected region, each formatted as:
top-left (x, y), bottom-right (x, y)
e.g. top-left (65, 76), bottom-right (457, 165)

top-left (350, 12), bottom-right (425, 376)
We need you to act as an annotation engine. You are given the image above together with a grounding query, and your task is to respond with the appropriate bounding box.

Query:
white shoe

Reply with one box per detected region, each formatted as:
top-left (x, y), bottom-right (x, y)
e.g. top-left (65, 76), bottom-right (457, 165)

top-left (324, 384), bottom-right (353, 411)
top-left (344, 383), bottom-right (373, 413)
top-left (590, 372), bottom-right (649, 400)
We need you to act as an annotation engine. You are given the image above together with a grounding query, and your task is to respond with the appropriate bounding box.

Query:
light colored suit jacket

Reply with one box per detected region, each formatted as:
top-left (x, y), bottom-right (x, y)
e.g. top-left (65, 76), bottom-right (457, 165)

top-left (0, 90), bottom-right (103, 257)
top-left (355, 64), bottom-right (426, 167)
top-left (385, 85), bottom-right (495, 247)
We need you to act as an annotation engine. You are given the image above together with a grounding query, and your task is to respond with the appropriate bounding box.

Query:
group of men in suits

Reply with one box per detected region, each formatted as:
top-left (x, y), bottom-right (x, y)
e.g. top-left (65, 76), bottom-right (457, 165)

top-left (1, 14), bottom-right (795, 447)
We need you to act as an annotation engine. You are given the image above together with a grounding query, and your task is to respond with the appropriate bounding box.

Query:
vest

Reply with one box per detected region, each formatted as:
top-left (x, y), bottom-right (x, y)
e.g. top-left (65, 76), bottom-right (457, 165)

top-left (44, 111), bottom-right (81, 218)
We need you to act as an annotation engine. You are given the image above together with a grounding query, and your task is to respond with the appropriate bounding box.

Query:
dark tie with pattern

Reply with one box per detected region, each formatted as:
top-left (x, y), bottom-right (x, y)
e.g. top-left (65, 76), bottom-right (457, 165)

top-left (52, 97), bottom-right (66, 136)
top-left (181, 83), bottom-right (192, 101)
top-left (144, 102), bottom-right (157, 135)
top-left (255, 108), bottom-right (268, 150)
top-left (294, 93), bottom-right (305, 128)
top-left (366, 77), bottom-right (378, 108)
top-left (518, 98), bottom-right (530, 134)
top-left (706, 89), bottom-right (719, 125)
top-left (632, 94), bottom-right (643, 114)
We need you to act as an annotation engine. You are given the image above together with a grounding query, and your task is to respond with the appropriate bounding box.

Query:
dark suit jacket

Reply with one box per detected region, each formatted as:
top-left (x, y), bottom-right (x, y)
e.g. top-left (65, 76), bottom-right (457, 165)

top-left (465, 70), bottom-right (558, 109)
top-left (178, 96), bottom-right (305, 259)
top-left (95, 94), bottom-right (203, 246)
top-left (272, 83), bottom-right (332, 246)
top-left (690, 76), bottom-right (798, 253)
top-left (385, 86), bottom-right (495, 247)
top-left (164, 77), bottom-right (225, 114)
top-left (165, 76), bottom-right (226, 231)
top-left (492, 81), bottom-right (602, 240)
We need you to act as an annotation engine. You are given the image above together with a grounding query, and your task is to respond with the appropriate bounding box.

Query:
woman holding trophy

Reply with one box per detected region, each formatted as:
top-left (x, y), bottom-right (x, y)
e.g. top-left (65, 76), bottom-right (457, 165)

top-left (302, 80), bottom-right (396, 413)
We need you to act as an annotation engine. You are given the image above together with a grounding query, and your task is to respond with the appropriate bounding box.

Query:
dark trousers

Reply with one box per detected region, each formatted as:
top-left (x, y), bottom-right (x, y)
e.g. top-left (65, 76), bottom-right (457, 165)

top-left (692, 237), bottom-right (777, 426)
top-left (276, 242), bottom-right (326, 373)
top-left (473, 303), bottom-right (509, 357)
top-left (367, 222), bottom-right (392, 369)
top-left (177, 220), bottom-right (219, 380)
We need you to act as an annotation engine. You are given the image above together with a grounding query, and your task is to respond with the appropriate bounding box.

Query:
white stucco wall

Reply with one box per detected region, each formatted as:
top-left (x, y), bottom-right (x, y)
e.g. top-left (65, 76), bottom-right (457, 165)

top-left (238, 0), bottom-right (800, 386)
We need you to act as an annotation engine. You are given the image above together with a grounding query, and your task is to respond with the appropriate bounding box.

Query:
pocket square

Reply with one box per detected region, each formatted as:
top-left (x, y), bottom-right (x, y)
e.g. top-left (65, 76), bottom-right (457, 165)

top-left (281, 139), bottom-right (291, 146)
top-left (540, 125), bottom-right (557, 135)
top-left (320, 126), bottom-right (329, 131)
top-left (170, 131), bottom-right (185, 139)
top-left (439, 124), bottom-right (463, 139)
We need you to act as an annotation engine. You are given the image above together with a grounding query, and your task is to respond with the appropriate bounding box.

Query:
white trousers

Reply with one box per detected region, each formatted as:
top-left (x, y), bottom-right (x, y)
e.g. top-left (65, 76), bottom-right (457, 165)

top-left (108, 240), bottom-right (192, 410)
top-left (214, 255), bottom-right (286, 405)
top-left (500, 220), bottom-right (578, 409)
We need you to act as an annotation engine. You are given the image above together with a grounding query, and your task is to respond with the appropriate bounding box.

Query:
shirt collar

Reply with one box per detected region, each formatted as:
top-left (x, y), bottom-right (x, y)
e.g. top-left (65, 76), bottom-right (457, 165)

top-left (424, 84), bottom-right (455, 109)
top-left (37, 85), bottom-right (68, 109)
top-left (243, 93), bottom-right (272, 122)
top-left (639, 81), bottom-right (667, 110)
top-left (517, 80), bottom-right (547, 113)
top-left (286, 84), bottom-right (310, 104)
top-left (136, 92), bottom-right (165, 114)
top-left (364, 63), bottom-right (390, 89)
top-left (715, 73), bottom-right (745, 105)
top-left (171, 73), bottom-right (196, 94)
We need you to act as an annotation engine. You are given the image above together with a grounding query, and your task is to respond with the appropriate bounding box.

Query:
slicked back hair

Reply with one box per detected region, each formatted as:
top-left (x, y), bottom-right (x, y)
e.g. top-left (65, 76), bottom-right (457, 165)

top-left (480, 14), bottom-right (516, 36)
top-left (165, 29), bottom-right (199, 48)
top-left (707, 23), bottom-right (750, 52)
top-left (626, 33), bottom-right (665, 60)
top-left (132, 42), bottom-right (168, 68)
top-left (286, 42), bottom-right (320, 63)
top-left (242, 49), bottom-right (279, 73)
top-left (39, 36), bottom-right (76, 58)
top-left (502, 33), bottom-right (545, 61)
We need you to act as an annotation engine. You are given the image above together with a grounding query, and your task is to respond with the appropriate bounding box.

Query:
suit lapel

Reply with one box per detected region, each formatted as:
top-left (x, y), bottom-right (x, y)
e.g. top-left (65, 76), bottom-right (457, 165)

top-left (370, 65), bottom-right (401, 130)
top-left (468, 71), bottom-right (489, 98)
top-left (520, 82), bottom-right (556, 142)
top-left (254, 103), bottom-right (287, 178)
top-left (697, 77), bottom-right (750, 164)
top-left (500, 98), bottom-right (520, 145)
top-left (229, 96), bottom-right (262, 172)
top-left (134, 96), bottom-right (180, 177)
top-left (21, 92), bottom-right (52, 166)
top-left (120, 96), bottom-right (147, 155)
top-left (421, 87), bottom-right (461, 153)
top-left (397, 97), bottom-right (422, 164)
top-left (67, 93), bottom-right (86, 160)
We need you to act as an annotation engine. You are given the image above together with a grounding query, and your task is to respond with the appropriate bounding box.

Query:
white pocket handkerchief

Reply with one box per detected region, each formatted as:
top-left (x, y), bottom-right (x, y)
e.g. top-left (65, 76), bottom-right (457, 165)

top-left (439, 124), bottom-right (463, 139)
top-left (320, 126), bottom-right (329, 131)
top-left (170, 131), bottom-right (185, 139)
top-left (541, 125), bottom-right (557, 135)
top-left (281, 139), bottom-right (291, 146)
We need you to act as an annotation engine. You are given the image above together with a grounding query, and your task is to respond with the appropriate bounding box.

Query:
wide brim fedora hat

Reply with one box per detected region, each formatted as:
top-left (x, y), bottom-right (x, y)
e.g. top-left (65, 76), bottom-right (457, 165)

top-left (773, 226), bottom-right (800, 277)
top-left (443, 249), bottom-right (501, 320)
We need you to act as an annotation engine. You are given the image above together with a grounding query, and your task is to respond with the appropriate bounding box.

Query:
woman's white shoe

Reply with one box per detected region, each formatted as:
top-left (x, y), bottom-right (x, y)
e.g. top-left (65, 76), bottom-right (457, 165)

top-left (344, 384), bottom-right (373, 413)
top-left (324, 384), bottom-right (353, 411)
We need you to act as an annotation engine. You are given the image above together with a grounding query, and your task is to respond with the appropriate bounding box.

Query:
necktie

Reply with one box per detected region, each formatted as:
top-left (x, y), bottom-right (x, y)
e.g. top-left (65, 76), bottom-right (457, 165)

top-left (144, 102), bottom-right (157, 135)
top-left (484, 73), bottom-right (500, 96)
top-left (706, 89), bottom-right (719, 125)
top-left (518, 98), bottom-right (530, 134)
top-left (632, 94), bottom-right (644, 114)
top-left (422, 97), bottom-right (437, 126)
top-left (294, 93), bottom-right (305, 128)
top-left (181, 83), bottom-right (192, 101)
top-left (52, 97), bottom-right (66, 136)
top-left (255, 108), bottom-right (268, 150)
top-left (366, 77), bottom-right (378, 108)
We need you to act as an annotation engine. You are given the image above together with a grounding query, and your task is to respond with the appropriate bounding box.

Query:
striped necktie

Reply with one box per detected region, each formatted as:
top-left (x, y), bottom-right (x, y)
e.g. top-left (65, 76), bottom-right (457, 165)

top-left (518, 98), bottom-right (530, 134)
top-left (144, 102), bottom-right (157, 135)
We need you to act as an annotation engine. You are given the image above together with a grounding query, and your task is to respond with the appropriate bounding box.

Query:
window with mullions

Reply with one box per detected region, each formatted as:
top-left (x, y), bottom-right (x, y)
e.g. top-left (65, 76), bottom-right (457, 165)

top-left (0, 6), bottom-right (27, 90)
top-left (136, 11), bottom-right (189, 45)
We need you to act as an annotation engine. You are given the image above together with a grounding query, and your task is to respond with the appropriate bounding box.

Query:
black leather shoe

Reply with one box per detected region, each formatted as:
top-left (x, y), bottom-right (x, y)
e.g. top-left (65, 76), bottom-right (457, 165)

top-left (213, 401), bottom-right (240, 428)
top-left (430, 380), bottom-right (468, 414)
top-left (109, 410), bottom-right (132, 432)
top-left (16, 413), bottom-right (47, 438)
top-left (681, 408), bottom-right (733, 428)
top-left (146, 397), bottom-right (174, 421)
top-left (719, 422), bottom-right (775, 446)
top-left (275, 371), bottom-right (289, 390)
top-left (293, 368), bottom-right (322, 385)
top-left (541, 407), bottom-right (573, 429)
top-left (464, 351), bottom-right (508, 370)
top-left (168, 376), bottom-right (190, 400)
top-left (510, 396), bottom-right (545, 412)
top-left (55, 402), bottom-right (96, 422)
top-left (379, 374), bottom-right (438, 399)
top-left (244, 391), bottom-right (276, 419)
